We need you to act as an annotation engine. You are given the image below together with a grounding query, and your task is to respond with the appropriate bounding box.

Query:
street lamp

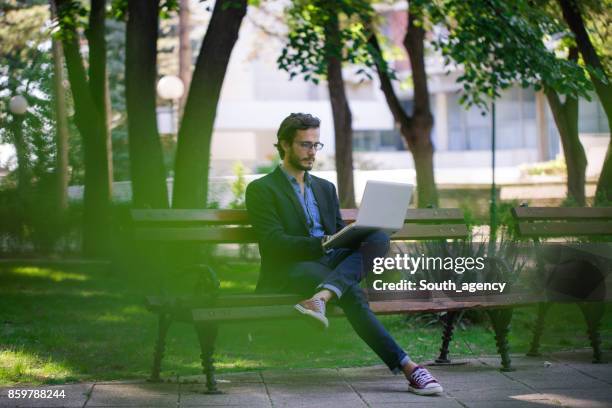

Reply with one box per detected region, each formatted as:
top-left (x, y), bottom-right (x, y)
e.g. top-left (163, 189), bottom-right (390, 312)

top-left (489, 99), bottom-right (497, 255)
top-left (9, 95), bottom-right (28, 115)
top-left (156, 75), bottom-right (185, 136)
top-left (8, 95), bottom-right (29, 194)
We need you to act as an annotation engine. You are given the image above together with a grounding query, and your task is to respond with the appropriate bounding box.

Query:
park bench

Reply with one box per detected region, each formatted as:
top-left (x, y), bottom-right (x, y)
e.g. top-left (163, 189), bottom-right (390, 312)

top-left (511, 205), bottom-right (612, 364)
top-left (132, 208), bottom-right (537, 393)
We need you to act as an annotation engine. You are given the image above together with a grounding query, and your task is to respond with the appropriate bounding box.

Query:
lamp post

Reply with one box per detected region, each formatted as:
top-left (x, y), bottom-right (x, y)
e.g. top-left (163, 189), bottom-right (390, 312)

top-left (489, 99), bottom-right (497, 253)
top-left (156, 75), bottom-right (185, 137)
top-left (9, 95), bottom-right (29, 195)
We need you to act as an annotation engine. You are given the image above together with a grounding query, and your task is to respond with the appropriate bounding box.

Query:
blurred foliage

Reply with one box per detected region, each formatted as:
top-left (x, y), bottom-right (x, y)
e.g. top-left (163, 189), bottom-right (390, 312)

top-left (520, 157), bottom-right (567, 177)
top-left (229, 161), bottom-right (246, 209)
top-left (580, 0), bottom-right (612, 74)
top-left (277, 0), bottom-right (390, 84)
top-left (0, 4), bottom-right (67, 186)
top-left (254, 155), bottom-right (280, 175)
top-left (423, 0), bottom-right (594, 109)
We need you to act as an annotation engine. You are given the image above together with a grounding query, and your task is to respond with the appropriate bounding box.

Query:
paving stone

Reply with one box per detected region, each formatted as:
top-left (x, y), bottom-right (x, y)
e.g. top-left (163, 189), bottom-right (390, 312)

top-left (549, 349), bottom-right (611, 364)
top-left (261, 368), bottom-right (343, 384)
top-left (268, 393), bottom-right (367, 407)
top-left (477, 355), bottom-right (552, 370)
top-left (367, 400), bottom-right (463, 408)
top-left (86, 383), bottom-right (178, 407)
top-left (338, 365), bottom-right (392, 379)
top-left (447, 385), bottom-right (536, 402)
top-left (504, 365), bottom-right (609, 389)
top-left (181, 371), bottom-right (263, 385)
top-left (179, 382), bottom-right (270, 407)
top-left (534, 388), bottom-right (612, 408)
top-left (562, 364), bottom-right (612, 385)
top-left (0, 384), bottom-right (93, 408)
top-left (458, 400), bottom-right (559, 408)
top-left (266, 382), bottom-right (354, 396)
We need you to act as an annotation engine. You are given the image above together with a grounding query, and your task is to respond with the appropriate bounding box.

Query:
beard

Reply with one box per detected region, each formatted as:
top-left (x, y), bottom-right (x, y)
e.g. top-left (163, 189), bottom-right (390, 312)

top-left (287, 149), bottom-right (314, 171)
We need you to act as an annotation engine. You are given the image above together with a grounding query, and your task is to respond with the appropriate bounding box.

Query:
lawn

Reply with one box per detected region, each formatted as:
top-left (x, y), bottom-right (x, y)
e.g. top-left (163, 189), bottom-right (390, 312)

top-left (0, 259), bottom-right (610, 386)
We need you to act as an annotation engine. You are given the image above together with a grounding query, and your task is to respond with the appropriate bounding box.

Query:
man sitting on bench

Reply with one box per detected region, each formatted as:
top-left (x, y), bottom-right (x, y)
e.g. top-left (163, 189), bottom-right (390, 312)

top-left (245, 113), bottom-right (443, 396)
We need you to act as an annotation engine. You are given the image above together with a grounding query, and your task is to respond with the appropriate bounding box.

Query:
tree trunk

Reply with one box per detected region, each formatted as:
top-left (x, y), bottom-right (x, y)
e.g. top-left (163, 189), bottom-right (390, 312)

top-left (558, 0), bottom-right (612, 203)
top-left (408, 133), bottom-right (437, 208)
top-left (51, 33), bottom-right (70, 211)
top-left (545, 88), bottom-right (586, 205)
top-left (598, 143), bottom-right (612, 203)
top-left (367, 8), bottom-right (438, 208)
top-left (178, 0), bottom-right (192, 112)
top-left (10, 115), bottom-right (30, 197)
top-left (324, 10), bottom-right (355, 208)
top-left (50, 0), bottom-right (69, 212)
top-left (403, 6), bottom-right (437, 207)
top-left (172, 0), bottom-right (247, 208)
top-left (125, 0), bottom-right (169, 208)
top-left (54, 0), bottom-right (111, 257)
top-left (88, 0), bottom-right (113, 194)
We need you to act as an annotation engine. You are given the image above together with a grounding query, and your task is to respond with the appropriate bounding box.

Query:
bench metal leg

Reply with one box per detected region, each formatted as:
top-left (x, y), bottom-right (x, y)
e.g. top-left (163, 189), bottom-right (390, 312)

top-left (527, 302), bottom-right (551, 357)
top-left (435, 311), bottom-right (458, 364)
top-left (195, 323), bottom-right (221, 394)
top-left (487, 308), bottom-right (515, 371)
top-left (578, 302), bottom-right (606, 364)
top-left (149, 313), bottom-right (172, 382)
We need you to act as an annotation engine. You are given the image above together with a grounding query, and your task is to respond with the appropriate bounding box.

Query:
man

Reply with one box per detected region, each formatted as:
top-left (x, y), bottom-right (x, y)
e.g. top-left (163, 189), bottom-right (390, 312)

top-left (245, 113), bottom-right (443, 396)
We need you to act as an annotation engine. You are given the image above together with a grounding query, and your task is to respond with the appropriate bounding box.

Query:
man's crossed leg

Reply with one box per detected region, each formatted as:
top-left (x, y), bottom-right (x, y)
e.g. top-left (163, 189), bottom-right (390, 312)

top-left (286, 231), bottom-right (443, 396)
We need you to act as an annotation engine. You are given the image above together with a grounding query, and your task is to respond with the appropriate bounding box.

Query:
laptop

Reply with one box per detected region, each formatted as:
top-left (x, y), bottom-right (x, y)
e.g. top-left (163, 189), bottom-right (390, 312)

top-left (323, 180), bottom-right (414, 249)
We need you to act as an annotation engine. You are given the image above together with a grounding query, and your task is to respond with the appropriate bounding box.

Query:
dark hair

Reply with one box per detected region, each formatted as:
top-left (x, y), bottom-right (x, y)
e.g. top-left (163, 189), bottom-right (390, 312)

top-left (275, 113), bottom-right (320, 159)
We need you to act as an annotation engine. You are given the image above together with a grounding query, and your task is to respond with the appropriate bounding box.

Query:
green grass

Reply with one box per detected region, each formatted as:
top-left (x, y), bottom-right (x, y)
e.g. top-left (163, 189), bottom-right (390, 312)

top-left (0, 260), bottom-right (610, 386)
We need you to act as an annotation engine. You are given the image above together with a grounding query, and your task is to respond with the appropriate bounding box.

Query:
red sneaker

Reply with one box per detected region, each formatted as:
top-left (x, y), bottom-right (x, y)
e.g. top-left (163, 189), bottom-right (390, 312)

top-left (408, 366), bottom-right (443, 395)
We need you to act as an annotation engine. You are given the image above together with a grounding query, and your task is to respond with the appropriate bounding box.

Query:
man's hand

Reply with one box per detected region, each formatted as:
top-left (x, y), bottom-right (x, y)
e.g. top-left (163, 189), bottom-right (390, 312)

top-left (321, 235), bottom-right (331, 249)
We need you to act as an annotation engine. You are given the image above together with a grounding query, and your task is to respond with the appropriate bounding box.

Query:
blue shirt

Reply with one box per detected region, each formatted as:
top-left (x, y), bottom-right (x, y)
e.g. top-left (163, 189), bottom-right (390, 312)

top-left (280, 165), bottom-right (325, 238)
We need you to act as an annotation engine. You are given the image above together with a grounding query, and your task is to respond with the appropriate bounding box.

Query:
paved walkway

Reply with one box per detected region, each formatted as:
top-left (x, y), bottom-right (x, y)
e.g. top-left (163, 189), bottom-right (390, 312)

top-left (1, 350), bottom-right (611, 407)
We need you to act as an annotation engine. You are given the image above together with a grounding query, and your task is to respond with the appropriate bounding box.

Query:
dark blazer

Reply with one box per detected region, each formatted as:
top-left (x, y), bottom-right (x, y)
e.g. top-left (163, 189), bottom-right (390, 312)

top-left (245, 166), bottom-right (345, 292)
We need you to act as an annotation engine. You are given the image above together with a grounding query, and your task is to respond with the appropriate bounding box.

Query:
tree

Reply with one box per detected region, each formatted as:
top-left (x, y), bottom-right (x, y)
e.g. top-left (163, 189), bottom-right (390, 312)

top-left (422, 0), bottom-right (593, 206)
top-left (544, 48), bottom-right (587, 205)
top-left (53, 0), bottom-right (113, 256)
top-left (366, 2), bottom-right (438, 207)
top-left (0, 3), bottom-right (56, 195)
top-left (172, 0), bottom-right (248, 208)
top-left (124, 0), bottom-right (170, 208)
top-left (178, 0), bottom-right (192, 110)
top-left (50, 0), bottom-right (70, 212)
top-left (557, 0), bottom-right (612, 203)
top-left (278, 0), bottom-right (380, 207)
top-left (325, 9), bottom-right (356, 207)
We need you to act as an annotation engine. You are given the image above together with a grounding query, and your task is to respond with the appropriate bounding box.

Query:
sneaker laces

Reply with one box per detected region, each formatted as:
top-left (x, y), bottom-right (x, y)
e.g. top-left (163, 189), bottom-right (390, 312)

top-left (311, 298), bottom-right (326, 315)
top-left (411, 367), bottom-right (436, 386)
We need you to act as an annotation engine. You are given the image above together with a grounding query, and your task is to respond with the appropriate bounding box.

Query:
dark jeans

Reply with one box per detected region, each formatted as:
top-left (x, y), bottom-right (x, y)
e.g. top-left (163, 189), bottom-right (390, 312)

top-left (285, 231), bottom-right (409, 373)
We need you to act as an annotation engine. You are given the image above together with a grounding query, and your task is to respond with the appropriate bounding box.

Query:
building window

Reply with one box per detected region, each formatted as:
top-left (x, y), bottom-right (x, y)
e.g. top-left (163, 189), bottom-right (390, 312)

top-left (579, 93), bottom-right (610, 134)
top-left (353, 130), bottom-right (405, 152)
top-left (447, 86), bottom-right (537, 151)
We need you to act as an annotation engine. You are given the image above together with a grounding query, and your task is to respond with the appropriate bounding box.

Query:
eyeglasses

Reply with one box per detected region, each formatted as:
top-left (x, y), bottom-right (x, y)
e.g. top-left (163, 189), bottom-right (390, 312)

top-left (294, 141), bottom-right (324, 151)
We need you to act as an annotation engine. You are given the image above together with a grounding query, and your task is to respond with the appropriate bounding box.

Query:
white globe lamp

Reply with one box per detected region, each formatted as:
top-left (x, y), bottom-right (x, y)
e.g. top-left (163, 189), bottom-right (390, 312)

top-left (9, 95), bottom-right (28, 115)
top-left (156, 75), bottom-right (185, 100)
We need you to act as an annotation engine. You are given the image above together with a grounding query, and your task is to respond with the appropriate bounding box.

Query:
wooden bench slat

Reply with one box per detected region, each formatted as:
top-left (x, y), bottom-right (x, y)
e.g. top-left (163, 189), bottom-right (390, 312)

top-left (341, 208), bottom-right (466, 223)
top-left (517, 221), bottom-right (612, 237)
top-left (513, 207), bottom-right (612, 221)
top-left (132, 209), bottom-right (251, 224)
top-left (134, 227), bottom-right (258, 243)
top-left (135, 223), bottom-right (470, 243)
top-left (190, 293), bottom-right (541, 322)
top-left (132, 208), bottom-right (465, 225)
top-left (146, 294), bottom-right (304, 308)
top-left (392, 224), bottom-right (469, 240)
